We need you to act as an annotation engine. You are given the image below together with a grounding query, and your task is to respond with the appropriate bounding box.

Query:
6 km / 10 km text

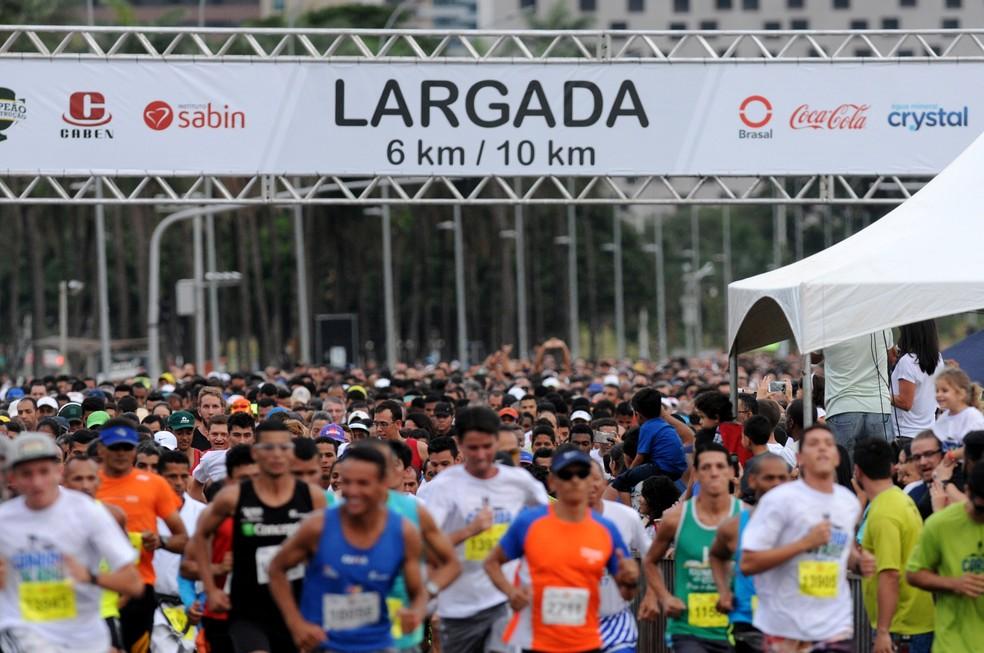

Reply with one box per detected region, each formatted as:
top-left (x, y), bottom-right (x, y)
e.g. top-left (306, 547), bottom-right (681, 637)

top-left (386, 138), bottom-right (597, 168)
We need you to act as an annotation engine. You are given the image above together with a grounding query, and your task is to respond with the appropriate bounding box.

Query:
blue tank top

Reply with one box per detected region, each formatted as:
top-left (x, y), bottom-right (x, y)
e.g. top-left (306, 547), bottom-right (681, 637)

top-left (731, 509), bottom-right (756, 625)
top-left (386, 491), bottom-right (423, 649)
top-left (300, 506), bottom-right (406, 652)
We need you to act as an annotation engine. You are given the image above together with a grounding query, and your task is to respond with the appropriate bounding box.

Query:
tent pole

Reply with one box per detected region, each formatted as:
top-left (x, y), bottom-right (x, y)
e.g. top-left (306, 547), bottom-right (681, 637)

top-left (802, 353), bottom-right (814, 429)
top-left (729, 352), bottom-right (738, 415)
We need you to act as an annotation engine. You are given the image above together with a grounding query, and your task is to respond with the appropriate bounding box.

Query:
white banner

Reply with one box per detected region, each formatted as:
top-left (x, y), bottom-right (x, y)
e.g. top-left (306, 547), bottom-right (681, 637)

top-left (0, 60), bottom-right (981, 176)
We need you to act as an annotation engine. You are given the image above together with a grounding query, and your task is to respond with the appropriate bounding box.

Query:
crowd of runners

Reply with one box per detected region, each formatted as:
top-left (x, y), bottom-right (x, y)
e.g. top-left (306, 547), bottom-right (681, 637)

top-left (0, 328), bottom-right (983, 653)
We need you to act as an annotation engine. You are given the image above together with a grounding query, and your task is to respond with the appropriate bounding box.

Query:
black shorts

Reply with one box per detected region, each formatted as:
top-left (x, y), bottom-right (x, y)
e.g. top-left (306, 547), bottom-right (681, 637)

top-left (229, 617), bottom-right (297, 653)
top-left (119, 584), bottom-right (155, 653)
top-left (202, 616), bottom-right (234, 653)
top-left (105, 616), bottom-right (124, 651)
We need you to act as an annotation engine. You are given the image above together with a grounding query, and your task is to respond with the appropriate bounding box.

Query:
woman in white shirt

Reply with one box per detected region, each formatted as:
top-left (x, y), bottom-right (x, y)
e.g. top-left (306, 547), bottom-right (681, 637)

top-left (891, 320), bottom-right (944, 442)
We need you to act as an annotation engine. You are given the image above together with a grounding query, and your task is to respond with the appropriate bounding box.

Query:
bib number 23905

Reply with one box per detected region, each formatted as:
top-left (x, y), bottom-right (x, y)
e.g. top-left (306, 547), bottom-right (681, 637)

top-left (798, 560), bottom-right (839, 598)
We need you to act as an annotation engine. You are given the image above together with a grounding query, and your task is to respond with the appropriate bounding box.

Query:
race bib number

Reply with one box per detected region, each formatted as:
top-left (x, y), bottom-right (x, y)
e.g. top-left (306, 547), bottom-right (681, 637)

top-left (323, 592), bottom-right (380, 631)
top-left (798, 561), bottom-right (839, 598)
top-left (386, 597), bottom-right (404, 638)
top-left (161, 604), bottom-right (196, 641)
top-left (687, 592), bottom-right (728, 628)
top-left (128, 531), bottom-right (143, 553)
top-left (541, 586), bottom-right (589, 626)
top-left (464, 523), bottom-right (507, 561)
top-left (19, 580), bottom-right (77, 622)
top-left (254, 545), bottom-right (304, 585)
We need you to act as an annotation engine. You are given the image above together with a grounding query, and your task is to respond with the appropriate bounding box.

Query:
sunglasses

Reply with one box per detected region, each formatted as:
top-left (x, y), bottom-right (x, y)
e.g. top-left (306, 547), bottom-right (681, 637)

top-left (107, 443), bottom-right (136, 452)
top-left (555, 466), bottom-right (591, 481)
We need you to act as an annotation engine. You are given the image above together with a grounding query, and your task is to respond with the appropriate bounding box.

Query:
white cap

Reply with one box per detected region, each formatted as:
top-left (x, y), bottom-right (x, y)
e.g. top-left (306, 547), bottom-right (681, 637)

top-left (161, 384), bottom-right (175, 393)
top-left (38, 397), bottom-right (59, 411)
top-left (508, 386), bottom-right (526, 400)
top-left (662, 397), bottom-right (680, 409)
top-left (348, 411), bottom-right (370, 424)
top-left (154, 431), bottom-right (178, 450)
top-left (67, 391), bottom-right (85, 404)
top-left (8, 399), bottom-right (18, 417)
top-left (542, 377), bottom-right (560, 389)
top-left (570, 410), bottom-right (592, 422)
top-left (374, 378), bottom-right (391, 389)
top-left (603, 374), bottom-right (620, 387)
top-left (290, 386), bottom-right (312, 406)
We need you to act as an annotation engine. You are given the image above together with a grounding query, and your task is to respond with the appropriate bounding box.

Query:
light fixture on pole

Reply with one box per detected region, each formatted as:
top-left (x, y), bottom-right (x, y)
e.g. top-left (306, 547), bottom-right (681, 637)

top-left (59, 280), bottom-right (84, 373)
top-left (437, 212), bottom-right (468, 366)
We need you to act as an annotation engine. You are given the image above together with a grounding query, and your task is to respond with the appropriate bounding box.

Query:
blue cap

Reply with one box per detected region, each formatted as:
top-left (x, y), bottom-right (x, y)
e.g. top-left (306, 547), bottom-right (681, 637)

top-left (5, 387), bottom-right (24, 401)
top-left (319, 423), bottom-right (346, 443)
top-left (519, 451), bottom-right (534, 465)
top-left (587, 383), bottom-right (603, 395)
top-left (550, 448), bottom-right (593, 474)
top-left (268, 407), bottom-right (288, 416)
top-left (100, 424), bottom-right (139, 447)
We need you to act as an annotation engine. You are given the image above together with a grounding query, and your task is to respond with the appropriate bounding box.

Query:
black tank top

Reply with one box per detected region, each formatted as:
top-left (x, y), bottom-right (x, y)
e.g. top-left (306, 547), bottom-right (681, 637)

top-left (230, 478), bottom-right (313, 621)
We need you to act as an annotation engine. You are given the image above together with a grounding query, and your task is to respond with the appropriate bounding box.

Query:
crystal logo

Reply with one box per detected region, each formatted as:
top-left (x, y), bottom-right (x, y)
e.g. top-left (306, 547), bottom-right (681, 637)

top-left (0, 87), bottom-right (27, 143)
top-left (144, 100), bottom-right (174, 130)
top-left (738, 95), bottom-right (773, 140)
top-left (887, 104), bottom-right (969, 131)
top-left (62, 92), bottom-right (114, 140)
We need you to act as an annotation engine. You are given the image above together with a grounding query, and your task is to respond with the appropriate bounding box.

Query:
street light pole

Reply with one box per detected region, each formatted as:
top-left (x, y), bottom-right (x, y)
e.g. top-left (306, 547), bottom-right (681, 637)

top-left (193, 215), bottom-right (206, 374)
top-left (205, 179), bottom-right (221, 369)
top-left (690, 206), bottom-right (702, 354)
top-left (654, 214), bottom-right (667, 360)
top-left (514, 179), bottom-right (528, 358)
top-left (95, 182), bottom-right (111, 379)
top-left (381, 187), bottom-right (397, 371)
top-left (722, 205), bottom-right (732, 344)
top-left (566, 182), bottom-right (579, 359)
top-left (613, 206), bottom-right (625, 360)
top-left (453, 205), bottom-right (468, 366)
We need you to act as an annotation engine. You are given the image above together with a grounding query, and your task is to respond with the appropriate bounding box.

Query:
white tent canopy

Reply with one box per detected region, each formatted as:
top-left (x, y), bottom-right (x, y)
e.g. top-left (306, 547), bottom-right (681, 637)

top-left (728, 132), bottom-right (984, 355)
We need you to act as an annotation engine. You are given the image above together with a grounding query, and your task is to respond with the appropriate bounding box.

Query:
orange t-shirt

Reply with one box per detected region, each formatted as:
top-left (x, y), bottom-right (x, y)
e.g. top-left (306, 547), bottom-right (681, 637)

top-left (96, 469), bottom-right (182, 585)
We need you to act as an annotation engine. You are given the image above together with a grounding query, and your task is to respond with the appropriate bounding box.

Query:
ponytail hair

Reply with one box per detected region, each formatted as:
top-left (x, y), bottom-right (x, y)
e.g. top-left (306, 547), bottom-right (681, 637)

top-left (937, 367), bottom-right (981, 410)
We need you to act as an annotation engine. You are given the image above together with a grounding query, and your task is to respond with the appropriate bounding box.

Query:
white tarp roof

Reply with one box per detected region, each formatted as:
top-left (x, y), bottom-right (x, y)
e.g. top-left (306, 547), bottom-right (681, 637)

top-left (728, 132), bottom-right (984, 355)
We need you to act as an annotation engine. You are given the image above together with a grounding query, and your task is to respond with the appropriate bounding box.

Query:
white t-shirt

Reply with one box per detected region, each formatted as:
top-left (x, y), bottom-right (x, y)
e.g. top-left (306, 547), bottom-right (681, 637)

top-left (891, 353), bottom-right (943, 439)
top-left (741, 479), bottom-right (860, 642)
top-left (153, 494), bottom-right (206, 597)
top-left (932, 406), bottom-right (984, 449)
top-left (192, 449), bottom-right (229, 484)
top-left (421, 464), bottom-right (549, 618)
top-left (823, 331), bottom-right (893, 417)
top-left (598, 500), bottom-right (651, 617)
top-left (0, 488), bottom-right (136, 650)
top-left (768, 442), bottom-right (797, 469)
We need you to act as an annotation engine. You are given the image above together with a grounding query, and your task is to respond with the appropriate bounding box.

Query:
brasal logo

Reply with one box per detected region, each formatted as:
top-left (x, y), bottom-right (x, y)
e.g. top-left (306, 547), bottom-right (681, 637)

top-left (739, 95), bottom-right (772, 129)
top-left (63, 92), bottom-right (112, 127)
top-left (144, 100), bottom-right (173, 130)
top-left (789, 103), bottom-right (869, 130)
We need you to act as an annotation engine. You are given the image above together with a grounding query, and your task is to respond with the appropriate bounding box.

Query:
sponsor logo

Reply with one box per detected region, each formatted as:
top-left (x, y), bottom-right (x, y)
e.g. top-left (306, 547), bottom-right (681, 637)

top-left (0, 87), bottom-right (27, 143)
top-left (789, 103), bottom-right (868, 130)
top-left (143, 100), bottom-right (245, 131)
top-left (887, 103), bottom-right (969, 131)
top-left (738, 95), bottom-right (773, 140)
top-left (61, 91), bottom-right (114, 140)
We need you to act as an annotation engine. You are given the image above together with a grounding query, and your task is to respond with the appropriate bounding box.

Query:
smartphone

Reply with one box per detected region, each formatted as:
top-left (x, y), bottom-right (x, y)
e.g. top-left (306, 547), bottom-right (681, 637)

top-left (769, 380), bottom-right (787, 393)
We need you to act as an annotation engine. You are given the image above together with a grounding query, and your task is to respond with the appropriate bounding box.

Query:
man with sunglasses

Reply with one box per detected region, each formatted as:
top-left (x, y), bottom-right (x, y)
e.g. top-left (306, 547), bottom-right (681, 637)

top-left (906, 463), bottom-right (984, 653)
top-left (190, 420), bottom-right (326, 653)
top-left (484, 446), bottom-right (638, 653)
top-left (96, 419), bottom-right (189, 653)
top-left (906, 431), bottom-right (947, 520)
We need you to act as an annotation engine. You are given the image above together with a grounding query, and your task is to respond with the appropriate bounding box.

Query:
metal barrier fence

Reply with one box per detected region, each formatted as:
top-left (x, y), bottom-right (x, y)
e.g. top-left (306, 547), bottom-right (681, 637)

top-left (635, 561), bottom-right (872, 652)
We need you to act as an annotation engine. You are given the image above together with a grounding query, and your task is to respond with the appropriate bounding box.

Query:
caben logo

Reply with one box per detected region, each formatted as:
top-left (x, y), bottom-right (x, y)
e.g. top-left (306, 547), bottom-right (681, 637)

top-left (738, 95), bottom-right (773, 140)
top-left (144, 100), bottom-right (174, 131)
top-left (62, 92), bottom-right (114, 140)
top-left (0, 87), bottom-right (27, 143)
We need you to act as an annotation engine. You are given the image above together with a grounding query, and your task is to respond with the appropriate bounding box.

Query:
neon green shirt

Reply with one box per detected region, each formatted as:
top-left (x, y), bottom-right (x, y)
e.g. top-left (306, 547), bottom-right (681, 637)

top-left (860, 487), bottom-right (934, 635)
top-left (906, 502), bottom-right (984, 652)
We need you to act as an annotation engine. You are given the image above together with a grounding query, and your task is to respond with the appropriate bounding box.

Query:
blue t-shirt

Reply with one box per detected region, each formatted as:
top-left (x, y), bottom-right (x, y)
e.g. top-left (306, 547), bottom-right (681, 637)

top-left (637, 417), bottom-right (687, 476)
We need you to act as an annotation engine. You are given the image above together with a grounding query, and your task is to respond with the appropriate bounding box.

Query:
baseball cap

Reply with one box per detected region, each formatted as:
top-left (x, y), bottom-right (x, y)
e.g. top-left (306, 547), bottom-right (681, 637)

top-left (159, 372), bottom-right (176, 385)
top-left (100, 423), bottom-right (139, 447)
top-left (498, 407), bottom-right (519, 420)
top-left (267, 407), bottom-right (288, 417)
top-left (86, 410), bottom-right (111, 429)
top-left (348, 411), bottom-right (370, 424)
top-left (319, 423), bottom-right (346, 443)
top-left (550, 448), bottom-right (592, 474)
top-left (347, 385), bottom-right (368, 400)
top-left (58, 402), bottom-right (83, 423)
top-left (603, 374), bottom-right (620, 387)
top-left (542, 377), bottom-right (560, 389)
top-left (507, 386), bottom-right (526, 401)
top-left (8, 399), bottom-right (18, 417)
top-left (570, 410), bottom-right (592, 423)
top-left (5, 387), bottom-right (24, 401)
top-left (374, 378), bottom-right (391, 389)
top-left (168, 410), bottom-right (195, 431)
top-left (587, 383), bottom-right (603, 395)
top-left (153, 431), bottom-right (178, 451)
top-left (349, 419), bottom-right (370, 433)
top-left (230, 397), bottom-right (252, 414)
top-left (5, 433), bottom-right (61, 470)
top-left (519, 450), bottom-right (534, 466)
top-left (290, 386), bottom-right (312, 406)
top-left (38, 397), bottom-right (59, 411)
top-left (434, 402), bottom-right (453, 418)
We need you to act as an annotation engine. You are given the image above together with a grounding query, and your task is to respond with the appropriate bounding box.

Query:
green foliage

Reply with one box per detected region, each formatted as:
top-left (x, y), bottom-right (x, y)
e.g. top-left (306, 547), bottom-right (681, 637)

top-left (528, 1), bottom-right (593, 31)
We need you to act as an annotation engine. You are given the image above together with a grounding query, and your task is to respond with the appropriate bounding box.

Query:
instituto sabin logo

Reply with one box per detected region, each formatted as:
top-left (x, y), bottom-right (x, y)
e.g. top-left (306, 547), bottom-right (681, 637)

top-left (0, 87), bottom-right (27, 142)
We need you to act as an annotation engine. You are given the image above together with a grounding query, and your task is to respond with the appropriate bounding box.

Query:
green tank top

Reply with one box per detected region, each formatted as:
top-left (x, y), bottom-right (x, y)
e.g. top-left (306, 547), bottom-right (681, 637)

top-left (386, 490), bottom-right (423, 649)
top-left (666, 496), bottom-right (740, 641)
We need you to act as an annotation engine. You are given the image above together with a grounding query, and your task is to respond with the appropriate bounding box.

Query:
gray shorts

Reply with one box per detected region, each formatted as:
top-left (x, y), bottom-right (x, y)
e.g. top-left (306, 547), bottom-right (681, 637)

top-left (438, 602), bottom-right (511, 653)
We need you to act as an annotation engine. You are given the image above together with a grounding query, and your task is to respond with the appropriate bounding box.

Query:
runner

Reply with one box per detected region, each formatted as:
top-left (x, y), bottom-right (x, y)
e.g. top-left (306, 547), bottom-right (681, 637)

top-left (588, 460), bottom-right (651, 653)
top-left (853, 437), bottom-right (934, 653)
top-left (906, 462), bottom-right (984, 653)
top-left (95, 419), bottom-right (189, 653)
top-left (708, 453), bottom-right (791, 653)
top-left (268, 443), bottom-right (428, 653)
top-left (421, 406), bottom-right (549, 652)
top-left (640, 442), bottom-right (740, 653)
top-left (739, 425), bottom-right (872, 653)
top-left (0, 433), bottom-right (143, 653)
top-left (189, 420), bottom-right (326, 653)
top-left (484, 446), bottom-right (639, 653)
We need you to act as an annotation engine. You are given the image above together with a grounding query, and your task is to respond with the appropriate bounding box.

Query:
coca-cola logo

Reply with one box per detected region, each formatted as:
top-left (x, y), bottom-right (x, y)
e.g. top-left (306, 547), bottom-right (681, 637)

top-left (789, 103), bottom-right (869, 130)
